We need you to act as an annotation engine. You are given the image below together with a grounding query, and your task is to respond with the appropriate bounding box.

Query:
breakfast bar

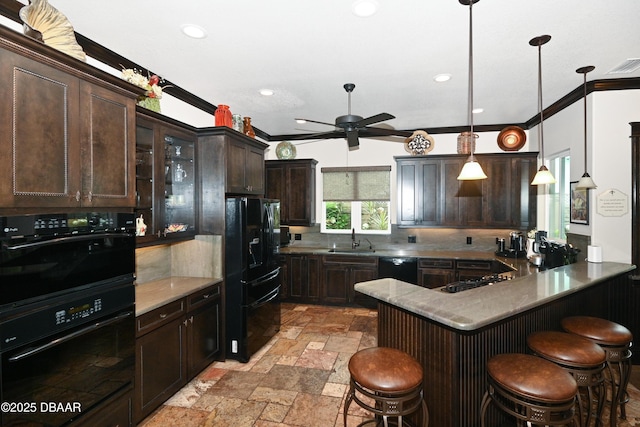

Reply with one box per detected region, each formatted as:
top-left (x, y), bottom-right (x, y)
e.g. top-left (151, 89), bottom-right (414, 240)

top-left (355, 261), bottom-right (635, 427)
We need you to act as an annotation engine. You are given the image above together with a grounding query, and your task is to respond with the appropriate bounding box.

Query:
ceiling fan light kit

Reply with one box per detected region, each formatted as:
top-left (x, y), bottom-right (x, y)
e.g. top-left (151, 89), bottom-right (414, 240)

top-left (576, 65), bottom-right (597, 190)
top-left (529, 34), bottom-right (556, 186)
top-left (457, 0), bottom-right (487, 181)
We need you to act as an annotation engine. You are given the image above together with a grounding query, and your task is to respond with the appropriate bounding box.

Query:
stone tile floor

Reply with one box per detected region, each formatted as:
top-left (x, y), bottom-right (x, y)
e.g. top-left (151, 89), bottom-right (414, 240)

top-left (140, 303), bottom-right (640, 426)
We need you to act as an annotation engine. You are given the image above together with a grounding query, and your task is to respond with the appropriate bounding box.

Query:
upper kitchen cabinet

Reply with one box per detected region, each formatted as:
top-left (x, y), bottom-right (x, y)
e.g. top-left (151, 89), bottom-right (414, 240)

top-left (135, 112), bottom-right (197, 245)
top-left (226, 135), bottom-right (267, 195)
top-left (265, 159), bottom-right (317, 226)
top-left (197, 128), bottom-right (267, 235)
top-left (0, 27), bottom-right (138, 212)
top-left (396, 152), bottom-right (537, 229)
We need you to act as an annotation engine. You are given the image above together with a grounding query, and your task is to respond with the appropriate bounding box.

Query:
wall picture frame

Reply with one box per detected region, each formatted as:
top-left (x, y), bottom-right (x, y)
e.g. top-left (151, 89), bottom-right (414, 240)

top-left (570, 181), bottom-right (589, 224)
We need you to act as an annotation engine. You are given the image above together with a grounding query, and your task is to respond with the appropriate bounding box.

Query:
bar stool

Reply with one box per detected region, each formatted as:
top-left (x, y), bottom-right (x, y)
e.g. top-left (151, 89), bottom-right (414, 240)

top-left (561, 316), bottom-right (633, 427)
top-left (528, 331), bottom-right (606, 427)
top-left (343, 347), bottom-right (429, 427)
top-left (480, 353), bottom-right (578, 427)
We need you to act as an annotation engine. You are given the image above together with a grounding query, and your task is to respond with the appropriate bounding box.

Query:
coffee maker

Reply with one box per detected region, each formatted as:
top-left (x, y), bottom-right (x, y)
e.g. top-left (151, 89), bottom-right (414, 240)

top-left (495, 231), bottom-right (526, 258)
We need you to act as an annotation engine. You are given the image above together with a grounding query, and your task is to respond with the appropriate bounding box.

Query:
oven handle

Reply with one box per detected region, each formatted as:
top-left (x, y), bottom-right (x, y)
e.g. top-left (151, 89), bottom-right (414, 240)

top-left (7, 311), bottom-right (134, 362)
top-left (5, 233), bottom-right (134, 250)
top-left (247, 285), bottom-right (280, 310)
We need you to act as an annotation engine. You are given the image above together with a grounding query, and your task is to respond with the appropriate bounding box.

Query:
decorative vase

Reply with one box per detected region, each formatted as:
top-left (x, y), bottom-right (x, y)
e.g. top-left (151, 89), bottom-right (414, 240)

top-left (243, 117), bottom-right (256, 138)
top-left (137, 96), bottom-right (161, 113)
top-left (215, 104), bottom-right (233, 127)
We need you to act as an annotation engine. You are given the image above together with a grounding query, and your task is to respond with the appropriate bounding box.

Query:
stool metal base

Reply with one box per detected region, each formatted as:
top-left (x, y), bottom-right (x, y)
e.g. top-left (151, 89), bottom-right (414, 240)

top-left (480, 379), bottom-right (578, 427)
top-left (343, 377), bottom-right (429, 427)
top-left (601, 345), bottom-right (632, 427)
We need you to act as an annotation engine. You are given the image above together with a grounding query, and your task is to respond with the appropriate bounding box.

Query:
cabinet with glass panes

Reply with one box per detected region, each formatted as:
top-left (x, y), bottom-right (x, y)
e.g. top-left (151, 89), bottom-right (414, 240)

top-left (135, 112), bottom-right (197, 246)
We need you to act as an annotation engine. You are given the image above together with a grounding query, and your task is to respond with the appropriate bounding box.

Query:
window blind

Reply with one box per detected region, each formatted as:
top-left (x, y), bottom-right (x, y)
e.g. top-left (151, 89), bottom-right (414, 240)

top-left (321, 166), bottom-right (391, 201)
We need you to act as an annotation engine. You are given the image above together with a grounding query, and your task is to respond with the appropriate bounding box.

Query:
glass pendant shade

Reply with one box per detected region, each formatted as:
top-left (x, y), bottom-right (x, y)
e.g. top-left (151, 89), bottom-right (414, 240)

top-left (576, 172), bottom-right (597, 189)
top-left (531, 165), bottom-right (556, 185)
top-left (458, 158), bottom-right (488, 180)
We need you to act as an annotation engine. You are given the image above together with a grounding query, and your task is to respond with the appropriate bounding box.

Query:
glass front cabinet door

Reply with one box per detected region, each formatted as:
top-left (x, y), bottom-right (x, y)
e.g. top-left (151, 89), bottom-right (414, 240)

top-left (135, 113), bottom-right (196, 245)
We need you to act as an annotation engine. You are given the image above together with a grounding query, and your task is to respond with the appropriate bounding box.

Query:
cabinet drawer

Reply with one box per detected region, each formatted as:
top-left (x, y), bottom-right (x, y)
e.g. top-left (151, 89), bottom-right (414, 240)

top-left (136, 299), bottom-right (185, 336)
top-left (455, 260), bottom-right (492, 271)
top-left (187, 284), bottom-right (221, 311)
top-left (322, 255), bottom-right (378, 266)
top-left (419, 259), bottom-right (454, 269)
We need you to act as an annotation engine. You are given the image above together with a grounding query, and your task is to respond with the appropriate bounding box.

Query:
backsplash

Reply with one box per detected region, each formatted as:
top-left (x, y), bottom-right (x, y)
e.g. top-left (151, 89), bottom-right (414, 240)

top-left (284, 225), bottom-right (524, 253)
top-left (135, 235), bottom-right (222, 284)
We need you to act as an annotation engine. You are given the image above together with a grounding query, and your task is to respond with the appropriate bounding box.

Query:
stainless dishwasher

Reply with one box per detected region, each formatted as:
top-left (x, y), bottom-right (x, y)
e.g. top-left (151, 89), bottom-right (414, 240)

top-left (378, 257), bottom-right (418, 285)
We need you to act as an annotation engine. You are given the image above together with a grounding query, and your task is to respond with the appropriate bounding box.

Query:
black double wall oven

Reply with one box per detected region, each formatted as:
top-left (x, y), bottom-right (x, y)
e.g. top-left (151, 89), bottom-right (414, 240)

top-left (0, 212), bottom-right (136, 427)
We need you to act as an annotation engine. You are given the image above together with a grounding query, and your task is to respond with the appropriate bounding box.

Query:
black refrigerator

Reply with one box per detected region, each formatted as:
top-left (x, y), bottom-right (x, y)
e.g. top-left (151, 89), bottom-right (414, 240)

top-left (225, 197), bottom-right (281, 362)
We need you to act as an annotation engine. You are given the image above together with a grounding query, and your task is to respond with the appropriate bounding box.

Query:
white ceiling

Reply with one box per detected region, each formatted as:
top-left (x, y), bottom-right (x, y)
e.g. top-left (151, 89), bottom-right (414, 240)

top-left (44, 0), bottom-right (640, 138)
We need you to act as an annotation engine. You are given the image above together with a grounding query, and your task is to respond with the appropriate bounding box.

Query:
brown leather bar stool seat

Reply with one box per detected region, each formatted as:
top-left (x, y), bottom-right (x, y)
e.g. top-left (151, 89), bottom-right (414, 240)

top-left (480, 353), bottom-right (579, 426)
top-left (528, 331), bottom-right (606, 427)
top-left (344, 347), bottom-right (429, 427)
top-left (562, 316), bottom-right (633, 427)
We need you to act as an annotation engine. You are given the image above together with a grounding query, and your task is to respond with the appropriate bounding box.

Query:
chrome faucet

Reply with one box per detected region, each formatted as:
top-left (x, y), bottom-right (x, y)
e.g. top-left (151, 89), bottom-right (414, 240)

top-left (351, 228), bottom-right (360, 249)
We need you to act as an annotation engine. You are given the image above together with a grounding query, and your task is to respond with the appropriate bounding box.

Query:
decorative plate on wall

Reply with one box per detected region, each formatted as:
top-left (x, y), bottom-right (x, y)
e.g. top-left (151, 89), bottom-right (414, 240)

top-left (276, 141), bottom-right (297, 160)
top-left (497, 126), bottom-right (527, 151)
top-left (404, 130), bottom-right (435, 155)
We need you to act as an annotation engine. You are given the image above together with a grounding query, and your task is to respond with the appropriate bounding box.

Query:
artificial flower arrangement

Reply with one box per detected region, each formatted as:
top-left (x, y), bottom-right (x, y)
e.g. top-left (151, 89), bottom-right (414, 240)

top-left (121, 68), bottom-right (166, 112)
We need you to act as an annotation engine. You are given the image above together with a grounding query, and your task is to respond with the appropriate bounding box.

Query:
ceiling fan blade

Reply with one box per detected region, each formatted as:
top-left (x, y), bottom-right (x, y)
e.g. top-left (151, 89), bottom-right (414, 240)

top-left (286, 130), bottom-right (342, 141)
top-left (346, 129), bottom-right (359, 148)
top-left (294, 118), bottom-right (337, 128)
top-left (359, 127), bottom-right (414, 138)
top-left (356, 113), bottom-right (395, 128)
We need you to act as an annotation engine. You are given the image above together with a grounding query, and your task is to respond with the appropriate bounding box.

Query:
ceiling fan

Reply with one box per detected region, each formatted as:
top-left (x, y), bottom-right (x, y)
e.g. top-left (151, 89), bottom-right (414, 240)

top-left (294, 83), bottom-right (398, 148)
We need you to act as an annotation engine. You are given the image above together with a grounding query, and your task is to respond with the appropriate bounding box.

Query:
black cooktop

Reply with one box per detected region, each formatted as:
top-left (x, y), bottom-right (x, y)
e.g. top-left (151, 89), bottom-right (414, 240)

top-left (441, 274), bottom-right (510, 293)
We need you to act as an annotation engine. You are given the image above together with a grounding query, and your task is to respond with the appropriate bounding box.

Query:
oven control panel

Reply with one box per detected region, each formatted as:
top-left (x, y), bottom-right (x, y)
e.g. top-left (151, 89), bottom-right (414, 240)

top-left (1, 212), bottom-right (135, 238)
top-left (55, 298), bottom-right (103, 325)
top-left (0, 283), bottom-right (134, 352)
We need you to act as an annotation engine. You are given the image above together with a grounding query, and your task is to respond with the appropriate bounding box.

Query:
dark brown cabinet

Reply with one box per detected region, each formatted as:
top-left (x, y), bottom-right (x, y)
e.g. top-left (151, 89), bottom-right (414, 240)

top-left (265, 159), bottom-right (317, 226)
top-left (135, 283), bottom-right (221, 423)
top-left (135, 299), bottom-right (186, 422)
top-left (418, 258), bottom-right (456, 289)
top-left (396, 153), bottom-right (538, 229)
top-left (226, 136), bottom-right (266, 195)
top-left (0, 45), bottom-right (137, 211)
top-left (135, 113), bottom-right (197, 245)
top-left (322, 255), bottom-right (378, 305)
top-left (284, 254), bottom-right (321, 303)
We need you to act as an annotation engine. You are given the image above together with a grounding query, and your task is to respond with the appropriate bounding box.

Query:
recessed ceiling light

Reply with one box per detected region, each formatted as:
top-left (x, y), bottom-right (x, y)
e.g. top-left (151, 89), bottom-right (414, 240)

top-left (434, 74), bottom-right (452, 83)
top-left (295, 119), bottom-right (307, 124)
top-left (472, 107), bottom-right (484, 114)
top-left (259, 89), bottom-right (274, 96)
top-left (181, 24), bottom-right (207, 39)
top-left (352, 0), bottom-right (379, 17)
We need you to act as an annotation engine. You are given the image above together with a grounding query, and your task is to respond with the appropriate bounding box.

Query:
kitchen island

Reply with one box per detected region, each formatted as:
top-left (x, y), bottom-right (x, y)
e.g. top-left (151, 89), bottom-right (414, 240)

top-left (355, 261), bottom-right (635, 427)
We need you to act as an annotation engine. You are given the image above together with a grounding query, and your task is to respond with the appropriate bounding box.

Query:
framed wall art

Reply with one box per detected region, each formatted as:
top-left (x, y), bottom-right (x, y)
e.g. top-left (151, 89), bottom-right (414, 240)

top-left (570, 181), bottom-right (589, 224)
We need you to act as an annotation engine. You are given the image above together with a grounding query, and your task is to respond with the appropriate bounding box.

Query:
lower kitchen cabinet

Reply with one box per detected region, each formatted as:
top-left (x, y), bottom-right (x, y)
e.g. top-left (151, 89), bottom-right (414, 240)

top-left (286, 254), bottom-right (321, 303)
top-left (322, 255), bottom-right (378, 305)
top-left (135, 284), bottom-right (221, 423)
top-left (418, 258), bottom-right (456, 289)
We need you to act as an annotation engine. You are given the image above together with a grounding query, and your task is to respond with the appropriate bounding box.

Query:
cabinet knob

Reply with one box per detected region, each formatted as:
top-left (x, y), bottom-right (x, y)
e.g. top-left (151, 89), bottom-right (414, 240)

top-left (159, 313), bottom-right (167, 319)
top-left (87, 191), bottom-right (93, 202)
top-left (75, 191), bottom-right (81, 202)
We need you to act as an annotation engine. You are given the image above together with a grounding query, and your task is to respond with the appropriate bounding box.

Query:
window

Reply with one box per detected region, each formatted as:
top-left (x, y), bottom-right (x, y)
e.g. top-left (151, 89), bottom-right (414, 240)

top-left (321, 166), bottom-right (391, 234)
top-left (547, 153), bottom-right (571, 240)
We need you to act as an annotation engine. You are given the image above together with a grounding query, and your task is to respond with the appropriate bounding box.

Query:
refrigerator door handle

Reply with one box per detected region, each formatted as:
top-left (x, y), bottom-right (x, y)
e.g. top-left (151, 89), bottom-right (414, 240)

top-left (243, 267), bottom-right (281, 287)
top-left (247, 284), bottom-right (281, 310)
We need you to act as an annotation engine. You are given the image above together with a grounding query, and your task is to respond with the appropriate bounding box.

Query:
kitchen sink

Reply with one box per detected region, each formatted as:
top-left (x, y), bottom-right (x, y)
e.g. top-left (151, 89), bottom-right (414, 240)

top-left (327, 248), bottom-right (376, 254)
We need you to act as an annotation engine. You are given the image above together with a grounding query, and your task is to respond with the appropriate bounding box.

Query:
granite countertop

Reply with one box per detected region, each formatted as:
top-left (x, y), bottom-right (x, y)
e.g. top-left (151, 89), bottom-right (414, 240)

top-left (135, 276), bottom-right (223, 316)
top-left (354, 261), bottom-right (635, 332)
top-left (279, 246), bottom-right (534, 278)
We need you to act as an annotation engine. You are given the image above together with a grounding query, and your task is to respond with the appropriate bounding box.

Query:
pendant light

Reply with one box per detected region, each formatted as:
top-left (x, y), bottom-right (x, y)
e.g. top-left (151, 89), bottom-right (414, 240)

top-left (457, 0), bottom-right (487, 181)
top-left (576, 65), bottom-right (597, 189)
top-left (529, 35), bottom-right (556, 186)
